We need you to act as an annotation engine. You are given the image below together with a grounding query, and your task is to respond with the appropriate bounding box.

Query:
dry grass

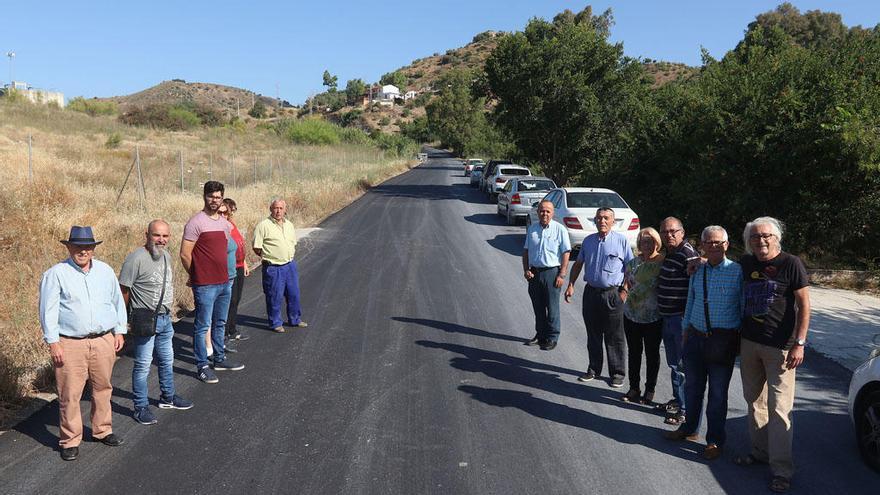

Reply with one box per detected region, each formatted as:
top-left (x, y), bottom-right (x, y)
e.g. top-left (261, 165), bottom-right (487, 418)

top-left (0, 99), bottom-right (414, 417)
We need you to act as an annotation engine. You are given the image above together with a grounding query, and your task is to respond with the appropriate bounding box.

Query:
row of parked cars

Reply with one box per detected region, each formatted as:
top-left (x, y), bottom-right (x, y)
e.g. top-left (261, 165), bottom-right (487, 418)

top-left (461, 155), bottom-right (880, 473)
top-left (462, 158), bottom-right (641, 252)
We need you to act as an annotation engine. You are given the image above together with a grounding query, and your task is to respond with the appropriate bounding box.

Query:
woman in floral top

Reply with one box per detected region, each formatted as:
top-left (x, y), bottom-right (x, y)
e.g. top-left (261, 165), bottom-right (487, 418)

top-left (621, 227), bottom-right (665, 404)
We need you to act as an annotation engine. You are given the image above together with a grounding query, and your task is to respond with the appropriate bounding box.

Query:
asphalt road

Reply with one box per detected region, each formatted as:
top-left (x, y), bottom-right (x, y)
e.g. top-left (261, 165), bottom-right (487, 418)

top-left (0, 150), bottom-right (876, 494)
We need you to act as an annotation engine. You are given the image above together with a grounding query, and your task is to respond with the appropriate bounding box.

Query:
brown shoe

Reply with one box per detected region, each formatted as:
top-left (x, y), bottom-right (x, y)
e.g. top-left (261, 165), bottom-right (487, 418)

top-left (663, 428), bottom-right (699, 441)
top-left (703, 443), bottom-right (722, 460)
top-left (273, 326), bottom-right (285, 333)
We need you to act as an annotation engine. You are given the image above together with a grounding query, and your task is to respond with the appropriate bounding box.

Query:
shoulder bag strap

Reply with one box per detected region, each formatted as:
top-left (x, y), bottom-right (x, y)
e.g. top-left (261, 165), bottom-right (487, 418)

top-left (154, 254), bottom-right (168, 315)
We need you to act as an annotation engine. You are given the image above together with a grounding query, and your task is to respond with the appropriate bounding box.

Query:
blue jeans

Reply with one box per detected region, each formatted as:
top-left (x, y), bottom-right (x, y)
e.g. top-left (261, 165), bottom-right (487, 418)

top-left (682, 330), bottom-right (735, 445)
top-left (527, 268), bottom-right (562, 342)
top-left (662, 315), bottom-right (687, 411)
top-left (131, 314), bottom-right (175, 408)
top-left (192, 281), bottom-right (233, 369)
top-left (262, 261), bottom-right (302, 328)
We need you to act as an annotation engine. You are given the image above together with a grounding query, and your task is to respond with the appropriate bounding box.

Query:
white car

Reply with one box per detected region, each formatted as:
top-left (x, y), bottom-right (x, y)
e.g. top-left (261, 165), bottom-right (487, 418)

top-left (486, 164), bottom-right (531, 201)
top-left (849, 334), bottom-right (880, 472)
top-left (464, 158), bottom-right (485, 177)
top-left (526, 187), bottom-right (640, 251)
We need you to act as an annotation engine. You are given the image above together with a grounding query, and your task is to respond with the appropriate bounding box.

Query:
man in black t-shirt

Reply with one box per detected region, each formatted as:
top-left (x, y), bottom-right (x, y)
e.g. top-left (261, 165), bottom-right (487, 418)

top-left (737, 216), bottom-right (810, 494)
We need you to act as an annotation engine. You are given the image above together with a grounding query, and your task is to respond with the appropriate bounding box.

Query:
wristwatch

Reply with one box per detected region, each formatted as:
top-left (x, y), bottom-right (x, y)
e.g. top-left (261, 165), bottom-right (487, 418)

top-left (795, 338), bottom-right (806, 346)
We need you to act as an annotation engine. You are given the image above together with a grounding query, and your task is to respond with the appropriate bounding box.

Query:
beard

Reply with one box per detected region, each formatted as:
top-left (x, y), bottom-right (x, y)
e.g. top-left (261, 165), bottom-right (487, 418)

top-left (147, 243), bottom-right (166, 259)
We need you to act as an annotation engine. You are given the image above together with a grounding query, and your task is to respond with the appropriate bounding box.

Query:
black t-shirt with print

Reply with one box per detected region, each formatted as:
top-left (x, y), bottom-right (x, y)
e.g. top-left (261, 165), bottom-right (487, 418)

top-left (741, 252), bottom-right (809, 349)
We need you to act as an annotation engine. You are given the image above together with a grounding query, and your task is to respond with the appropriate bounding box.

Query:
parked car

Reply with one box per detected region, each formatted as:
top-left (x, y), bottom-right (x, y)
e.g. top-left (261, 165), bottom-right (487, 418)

top-left (469, 165), bottom-right (484, 187)
top-left (464, 158), bottom-right (485, 177)
top-left (526, 187), bottom-right (640, 251)
top-left (849, 334), bottom-right (880, 472)
top-left (479, 159), bottom-right (514, 194)
top-left (497, 177), bottom-right (557, 225)
top-left (485, 165), bottom-right (531, 201)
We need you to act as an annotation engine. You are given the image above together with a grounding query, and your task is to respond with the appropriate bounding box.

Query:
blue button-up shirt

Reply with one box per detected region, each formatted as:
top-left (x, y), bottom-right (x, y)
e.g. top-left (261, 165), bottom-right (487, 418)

top-left (682, 257), bottom-right (744, 332)
top-left (524, 220), bottom-right (571, 268)
top-left (39, 258), bottom-right (128, 344)
top-left (577, 231), bottom-right (634, 288)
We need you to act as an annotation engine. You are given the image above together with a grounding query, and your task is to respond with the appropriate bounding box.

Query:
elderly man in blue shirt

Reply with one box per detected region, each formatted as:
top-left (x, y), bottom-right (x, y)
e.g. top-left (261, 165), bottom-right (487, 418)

top-left (565, 207), bottom-right (634, 387)
top-left (39, 226), bottom-right (127, 461)
top-left (665, 225), bottom-right (743, 462)
top-left (522, 200), bottom-right (571, 350)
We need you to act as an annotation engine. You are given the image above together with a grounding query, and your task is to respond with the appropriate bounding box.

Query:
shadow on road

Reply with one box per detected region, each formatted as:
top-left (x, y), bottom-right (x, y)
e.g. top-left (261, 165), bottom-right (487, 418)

top-left (487, 234), bottom-right (524, 256)
top-left (464, 213), bottom-right (505, 226)
top-left (369, 182), bottom-right (485, 204)
top-left (392, 316), bottom-right (526, 344)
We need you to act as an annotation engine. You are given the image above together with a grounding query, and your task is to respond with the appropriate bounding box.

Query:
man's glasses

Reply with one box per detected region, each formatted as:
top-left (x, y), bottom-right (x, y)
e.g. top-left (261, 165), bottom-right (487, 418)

top-left (702, 240), bottom-right (727, 247)
top-left (749, 233), bottom-right (775, 241)
top-left (660, 229), bottom-right (682, 236)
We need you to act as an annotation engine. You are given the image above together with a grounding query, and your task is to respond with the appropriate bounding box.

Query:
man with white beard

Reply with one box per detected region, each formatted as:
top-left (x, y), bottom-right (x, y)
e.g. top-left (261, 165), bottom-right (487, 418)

top-left (119, 220), bottom-right (193, 425)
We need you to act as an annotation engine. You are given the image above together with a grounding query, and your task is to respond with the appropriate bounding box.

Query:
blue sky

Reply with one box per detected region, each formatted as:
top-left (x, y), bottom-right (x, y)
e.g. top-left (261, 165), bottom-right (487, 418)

top-left (1, 1), bottom-right (876, 104)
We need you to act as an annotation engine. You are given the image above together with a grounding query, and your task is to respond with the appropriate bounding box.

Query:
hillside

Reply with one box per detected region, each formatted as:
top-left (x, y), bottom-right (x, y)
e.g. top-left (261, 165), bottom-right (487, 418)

top-left (96, 80), bottom-right (291, 115)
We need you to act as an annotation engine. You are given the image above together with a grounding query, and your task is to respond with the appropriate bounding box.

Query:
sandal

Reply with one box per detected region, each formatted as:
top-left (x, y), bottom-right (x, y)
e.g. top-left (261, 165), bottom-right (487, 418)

top-left (656, 400), bottom-right (680, 414)
top-left (621, 389), bottom-right (641, 402)
top-left (664, 412), bottom-right (686, 426)
top-left (733, 454), bottom-right (766, 467)
top-left (769, 476), bottom-right (791, 493)
top-left (641, 391), bottom-right (655, 405)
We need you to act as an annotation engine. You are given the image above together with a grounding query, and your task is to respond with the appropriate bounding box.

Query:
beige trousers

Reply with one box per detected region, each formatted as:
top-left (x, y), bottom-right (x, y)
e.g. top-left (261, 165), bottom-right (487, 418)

top-left (739, 338), bottom-right (797, 478)
top-left (55, 333), bottom-right (116, 448)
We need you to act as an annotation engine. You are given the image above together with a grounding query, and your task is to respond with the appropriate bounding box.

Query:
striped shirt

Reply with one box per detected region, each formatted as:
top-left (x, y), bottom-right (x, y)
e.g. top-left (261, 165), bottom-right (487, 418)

top-left (681, 258), bottom-right (744, 332)
top-left (656, 241), bottom-right (699, 316)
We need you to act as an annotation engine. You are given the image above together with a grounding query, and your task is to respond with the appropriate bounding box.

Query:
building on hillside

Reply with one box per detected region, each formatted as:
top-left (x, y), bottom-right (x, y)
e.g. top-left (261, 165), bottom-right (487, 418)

top-left (361, 84), bottom-right (401, 107)
top-left (0, 81), bottom-right (64, 107)
top-left (403, 90), bottom-right (418, 101)
top-left (381, 84), bottom-right (400, 100)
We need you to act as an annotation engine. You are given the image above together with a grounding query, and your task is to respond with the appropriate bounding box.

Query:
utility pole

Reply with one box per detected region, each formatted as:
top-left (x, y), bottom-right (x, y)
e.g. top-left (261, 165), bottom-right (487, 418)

top-left (5, 51), bottom-right (14, 87)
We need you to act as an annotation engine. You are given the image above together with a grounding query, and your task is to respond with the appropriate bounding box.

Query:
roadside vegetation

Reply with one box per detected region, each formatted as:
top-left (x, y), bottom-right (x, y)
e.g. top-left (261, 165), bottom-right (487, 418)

top-left (0, 97), bottom-right (416, 418)
top-left (430, 3), bottom-right (880, 270)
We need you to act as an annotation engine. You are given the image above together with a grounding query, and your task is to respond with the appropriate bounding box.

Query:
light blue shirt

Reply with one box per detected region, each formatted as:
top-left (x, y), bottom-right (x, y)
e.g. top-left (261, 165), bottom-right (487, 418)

top-left (39, 258), bottom-right (128, 344)
top-left (681, 257), bottom-right (744, 332)
top-left (577, 231), bottom-right (634, 288)
top-left (524, 220), bottom-right (571, 268)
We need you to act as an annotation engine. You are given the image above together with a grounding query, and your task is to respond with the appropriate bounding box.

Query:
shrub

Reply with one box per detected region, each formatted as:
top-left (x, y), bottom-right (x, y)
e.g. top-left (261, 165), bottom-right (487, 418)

top-left (370, 132), bottom-right (418, 157)
top-left (338, 109), bottom-right (364, 127)
top-left (280, 118), bottom-right (341, 145)
top-left (105, 132), bottom-right (122, 149)
top-left (338, 127), bottom-right (371, 145)
top-left (67, 97), bottom-right (118, 116)
top-left (167, 107), bottom-right (201, 129)
top-left (379, 116), bottom-right (391, 126)
top-left (249, 100), bottom-right (267, 118)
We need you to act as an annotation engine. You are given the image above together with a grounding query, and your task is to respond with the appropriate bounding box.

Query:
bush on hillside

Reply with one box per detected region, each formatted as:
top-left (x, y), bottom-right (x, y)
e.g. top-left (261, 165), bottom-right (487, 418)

top-left (370, 132), bottom-right (418, 158)
top-left (278, 118), bottom-right (341, 145)
top-left (119, 101), bottom-right (223, 130)
top-left (338, 127), bottom-right (371, 145)
top-left (67, 97), bottom-right (118, 116)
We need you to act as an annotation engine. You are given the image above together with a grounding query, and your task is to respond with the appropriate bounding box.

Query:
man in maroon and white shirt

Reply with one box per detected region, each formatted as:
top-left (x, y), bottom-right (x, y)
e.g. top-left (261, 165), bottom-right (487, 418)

top-left (180, 181), bottom-right (244, 384)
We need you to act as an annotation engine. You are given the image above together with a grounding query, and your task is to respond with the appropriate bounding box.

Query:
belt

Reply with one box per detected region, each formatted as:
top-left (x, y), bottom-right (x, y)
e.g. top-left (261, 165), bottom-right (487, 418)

top-left (585, 284), bottom-right (617, 292)
top-left (530, 266), bottom-right (560, 272)
top-left (687, 327), bottom-right (738, 336)
top-left (262, 260), bottom-right (290, 267)
top-left (61, 330), bottom-right (112, 340)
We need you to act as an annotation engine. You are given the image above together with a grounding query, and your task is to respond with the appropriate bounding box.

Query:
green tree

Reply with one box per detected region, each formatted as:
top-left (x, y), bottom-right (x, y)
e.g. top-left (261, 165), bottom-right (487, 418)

top-left (322, 70), bottom-right (338, 91)
top-left (345, 78), bottom-right (366, 105)
top-left (379, 71), bottom-right (407, 88)
top-left (248, 100), bottom-right (267, 118)
top-left (484, 6), bottom-right (649, 185)
top-left (425, 69), bottom-right (484, 155)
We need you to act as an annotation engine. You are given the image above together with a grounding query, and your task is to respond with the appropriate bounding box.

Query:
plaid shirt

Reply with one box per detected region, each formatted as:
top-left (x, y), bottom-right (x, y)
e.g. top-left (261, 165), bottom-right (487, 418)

top-left (682, 257), bottom-right (743, 332)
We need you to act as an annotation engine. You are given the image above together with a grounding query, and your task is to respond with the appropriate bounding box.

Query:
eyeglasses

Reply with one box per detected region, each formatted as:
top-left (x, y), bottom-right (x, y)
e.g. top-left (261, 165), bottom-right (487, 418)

top-left (749, 233), bottom-right (775, 241)
top-left (702, 240), bottom-right (727, 247)
top-left (660, 229), bottom-right (682, 236)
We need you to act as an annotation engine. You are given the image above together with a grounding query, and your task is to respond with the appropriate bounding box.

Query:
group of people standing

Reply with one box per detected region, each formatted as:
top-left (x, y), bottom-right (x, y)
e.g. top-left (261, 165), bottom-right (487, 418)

top-left (38, 181), bottom-right (306, 462)
top-left (523, 202), bottom-right (810, 493)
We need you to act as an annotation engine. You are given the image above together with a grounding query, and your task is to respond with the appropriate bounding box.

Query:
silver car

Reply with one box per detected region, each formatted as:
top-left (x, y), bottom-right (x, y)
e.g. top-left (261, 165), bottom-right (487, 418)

top-left (497, 177), bottom-right (557, 225)
top-left (527, 187), bottom-right (640, 251)
top-left (469, 165), bottom-right (484, 186)
top-left (486, 164), bottom-right (531, 201)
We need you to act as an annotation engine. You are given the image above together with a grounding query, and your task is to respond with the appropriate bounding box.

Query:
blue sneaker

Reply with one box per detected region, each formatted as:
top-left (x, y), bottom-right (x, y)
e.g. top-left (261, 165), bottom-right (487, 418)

top-left (212, 358), bottom-right (245, 371)
top-left (158, 394), bottom-right (194, 410)
top-left (198, 366), bottom-right (219, 384)
top-left (133, 406), bottom-right (157, 425)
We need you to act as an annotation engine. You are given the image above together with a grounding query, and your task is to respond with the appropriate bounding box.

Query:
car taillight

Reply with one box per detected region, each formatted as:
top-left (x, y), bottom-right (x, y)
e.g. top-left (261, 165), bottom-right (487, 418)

top-left (628, 218), bottom-right (640, 230)
top-left (564, 217), bottom-right (583, 229)
top-left (511, 194), bottom-right (521, 205)
top-left (495, 178), bottom-right (505, 183)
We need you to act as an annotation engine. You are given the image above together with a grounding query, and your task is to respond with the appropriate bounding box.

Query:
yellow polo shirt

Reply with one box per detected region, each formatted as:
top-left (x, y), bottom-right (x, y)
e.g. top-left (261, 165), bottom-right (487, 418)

top-left (253, 217), bottom-right (297, 265)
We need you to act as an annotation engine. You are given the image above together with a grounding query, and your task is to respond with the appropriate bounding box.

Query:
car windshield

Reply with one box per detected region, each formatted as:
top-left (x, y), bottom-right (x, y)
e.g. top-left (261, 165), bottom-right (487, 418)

top-left (500, 168), bottom-right (530, 176)
top-left (473, 166), bottom-right (483, 171)
top-left (518, 179), bottom-right (555, 191)
top-left (566, 192), bottom-right (629, 209)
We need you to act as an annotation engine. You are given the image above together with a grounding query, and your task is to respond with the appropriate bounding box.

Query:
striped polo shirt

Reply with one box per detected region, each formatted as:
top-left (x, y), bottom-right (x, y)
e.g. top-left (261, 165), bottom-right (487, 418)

top-left (656, 240), bottom-right (699, 317)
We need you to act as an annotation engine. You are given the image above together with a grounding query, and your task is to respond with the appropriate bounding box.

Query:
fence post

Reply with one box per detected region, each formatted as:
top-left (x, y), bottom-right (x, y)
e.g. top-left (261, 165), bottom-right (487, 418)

top-left (231, 152), bottom-right (236, 189)
top-left (179, 150), bottom-right (184, 193)
top-left (253, 156), bottom-right (257, 186)
top-left (27, 135), bottom-right (33, 184)
top-left (134, 145), bottom-right (146, 210)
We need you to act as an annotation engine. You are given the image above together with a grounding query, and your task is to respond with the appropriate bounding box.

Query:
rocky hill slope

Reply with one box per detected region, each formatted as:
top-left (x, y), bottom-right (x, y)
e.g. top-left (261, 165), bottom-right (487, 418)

top-left (97, 80), bottom-right (289, 113)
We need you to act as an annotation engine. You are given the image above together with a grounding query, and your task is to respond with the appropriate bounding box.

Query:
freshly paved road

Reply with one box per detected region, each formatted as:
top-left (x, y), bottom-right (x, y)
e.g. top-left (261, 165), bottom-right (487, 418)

top-left (0, 150), bottom-right (876, 494)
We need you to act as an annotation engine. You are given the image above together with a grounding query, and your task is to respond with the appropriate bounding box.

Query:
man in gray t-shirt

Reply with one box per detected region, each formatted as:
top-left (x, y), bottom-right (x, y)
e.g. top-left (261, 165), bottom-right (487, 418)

top-left (119, 220), bottom-right (193, 425)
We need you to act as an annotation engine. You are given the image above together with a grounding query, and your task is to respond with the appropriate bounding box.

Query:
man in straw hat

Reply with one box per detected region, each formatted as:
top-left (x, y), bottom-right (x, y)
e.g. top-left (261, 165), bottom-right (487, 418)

top-left (39, 226), bottom-right (128, 461)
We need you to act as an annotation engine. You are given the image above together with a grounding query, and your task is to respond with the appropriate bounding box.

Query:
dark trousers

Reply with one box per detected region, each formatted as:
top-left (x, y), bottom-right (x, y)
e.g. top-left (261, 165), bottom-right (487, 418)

top-left (527, 268), bottom-right (562, 343)
top-left (624, 317), bottom-right (662, 392)
top-left (226, 267), bottom-right (245, 337)
top-left (682, 329), bottom-right (735, 446)
top-left (582, 286), bottom-right (626, 378)
top-left (262, 261), bottom-right (302, 328)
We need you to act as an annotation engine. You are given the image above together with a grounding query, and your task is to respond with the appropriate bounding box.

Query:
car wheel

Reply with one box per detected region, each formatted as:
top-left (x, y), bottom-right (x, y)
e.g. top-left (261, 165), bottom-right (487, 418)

top-left (856, 389), bottom-right (880, 472)
top-left (506, 208), bottom-right (515, 225)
